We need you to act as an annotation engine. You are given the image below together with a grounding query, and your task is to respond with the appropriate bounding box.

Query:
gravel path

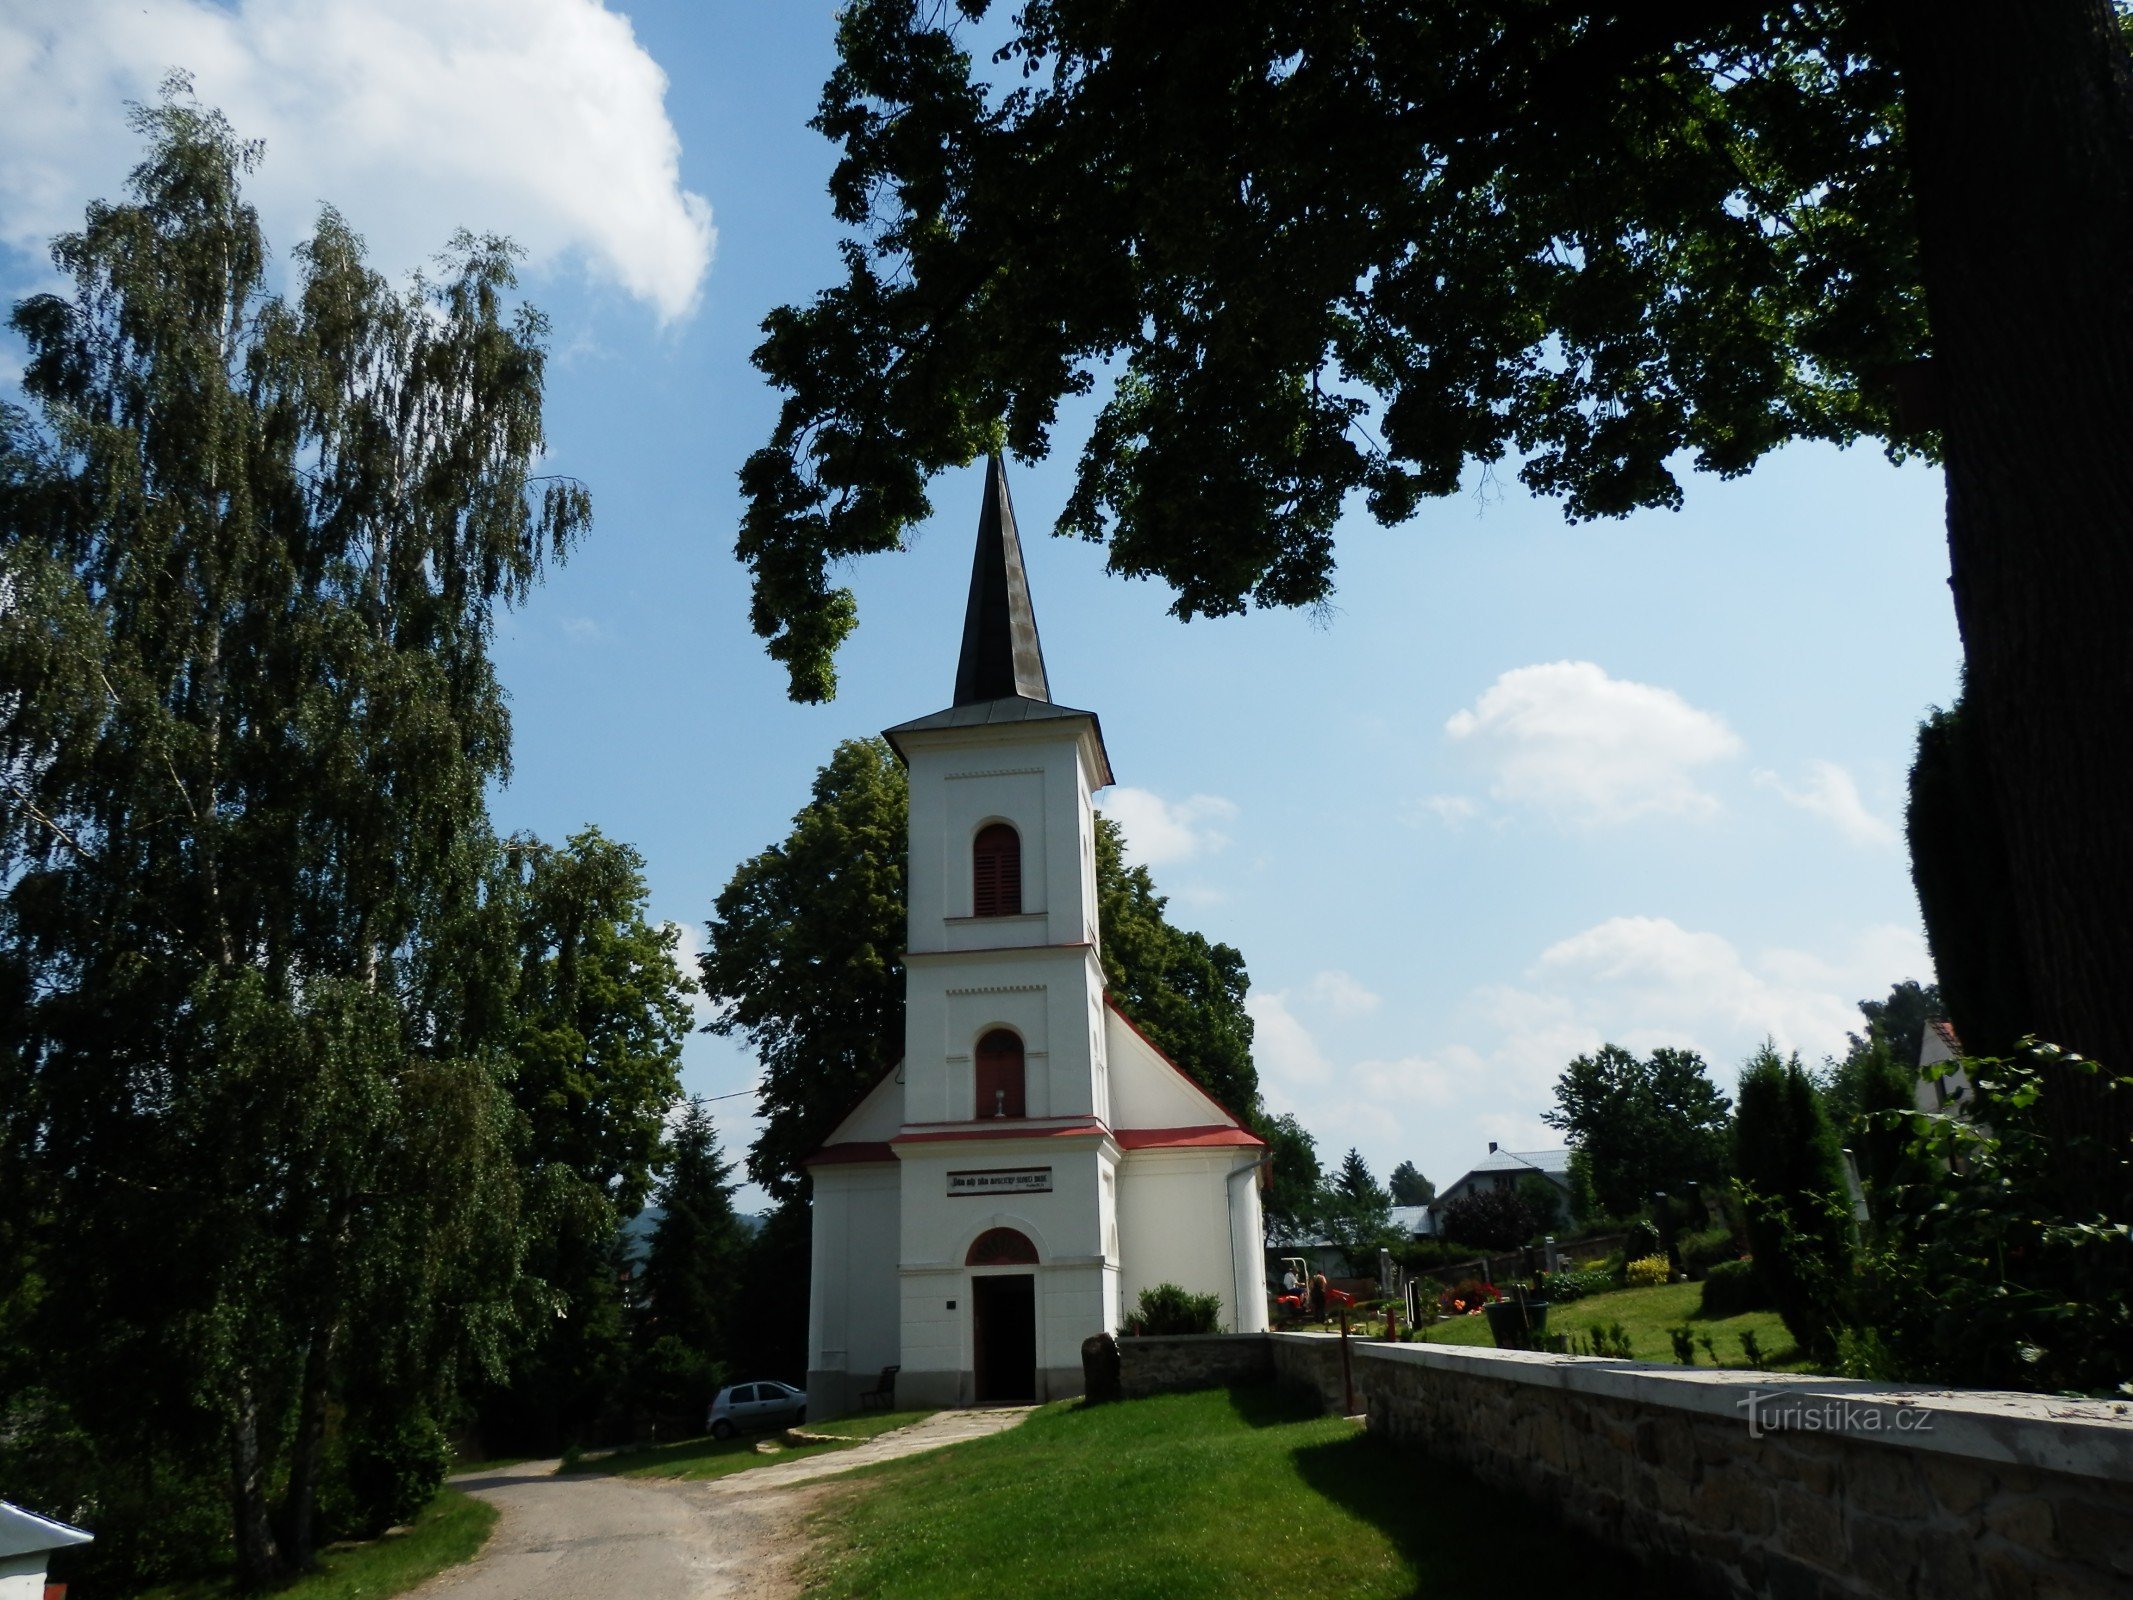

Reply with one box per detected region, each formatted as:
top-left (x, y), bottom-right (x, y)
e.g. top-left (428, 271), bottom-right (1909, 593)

top-left (411, 1408), bottom-right (1036, 1600)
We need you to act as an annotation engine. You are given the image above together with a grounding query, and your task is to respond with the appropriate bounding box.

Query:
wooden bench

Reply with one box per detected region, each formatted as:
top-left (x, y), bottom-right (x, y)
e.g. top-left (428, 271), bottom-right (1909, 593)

top-left (857, 1365), bottom-right (900, 1411)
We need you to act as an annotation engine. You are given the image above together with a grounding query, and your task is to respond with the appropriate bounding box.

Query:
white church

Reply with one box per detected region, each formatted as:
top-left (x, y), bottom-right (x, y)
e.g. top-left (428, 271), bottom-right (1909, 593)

top-left (805, 459), bottom-right (1270, 1416)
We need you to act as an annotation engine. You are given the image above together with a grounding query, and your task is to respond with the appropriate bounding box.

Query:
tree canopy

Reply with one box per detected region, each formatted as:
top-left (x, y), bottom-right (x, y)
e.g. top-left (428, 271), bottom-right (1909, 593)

top-left (739, 0), bottom-right (2133, 1160)
top-left (1316, 1148), bottom-right (1397, 1269)
top-left (699, 738), bottom-right (1261, 1200)
top-left (1388, 1161), bottom-right (1436, 1206)
top-left (0, 83), bottom-right (589, 1589)
top-left (699, 738), bottom-right (910, 1203)
top-left (1543, 1044), bottom-right (1732, 1217)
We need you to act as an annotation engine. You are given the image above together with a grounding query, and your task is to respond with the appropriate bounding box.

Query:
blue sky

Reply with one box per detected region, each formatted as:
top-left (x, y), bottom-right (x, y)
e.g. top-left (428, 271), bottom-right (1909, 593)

top-left (1, 1), bottom-right (1961, 1208)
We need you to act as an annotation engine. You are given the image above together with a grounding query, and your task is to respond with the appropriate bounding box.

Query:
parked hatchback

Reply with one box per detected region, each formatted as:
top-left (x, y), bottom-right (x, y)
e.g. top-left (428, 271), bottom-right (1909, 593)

top-left (707, 1379), bottom-right (807, 1439)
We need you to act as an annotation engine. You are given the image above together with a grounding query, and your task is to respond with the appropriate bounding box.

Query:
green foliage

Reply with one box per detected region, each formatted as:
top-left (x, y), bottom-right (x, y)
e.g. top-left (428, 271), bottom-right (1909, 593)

top-left (738, 3), bottom-right (1930, 703)
top-left (632, 1097), bottom-right (747, 1429)
top-left (1258, 1112), bottom-right (1321, 1242)
top-left (1122, 1281), bottom-right (1225, 1336)
top-left (1668, 1326), bottom-right (1698, 1365)
top-left (0, 83), bottom-right (589, 1587)
top-left (1739, 1330), bottom-right (1767, 1369)
top-left (701, 738), bottom-right (908, 1203)
top-left (476, 830), bottom-right (694, 1457)
top-left (1312, 1148), bottom-right (1397, 1269)
top-left (338, 1411), bottom-right (452, 1539)
top-left (702, 744), bottom-right (1264, 1203)
top-left (1699, 1259), bottom-right (1768, 1320)
top-left (1676, 1222), bottom-right (1741, 1279)
top-left (1094, 815), bottom-right (1259, 1118)
top-left (1846, 979), bottom-right (1945, 1087)
top-left (626, 1337), bottom-right (731, 1441)
top-left (1734, 1044), bottom-right (1852, 1363)
top-left (1851, 1044), bottom-right (2133, 1394)
top-left (1533, 1268), bottom-right (1612, 1305)
top-left (1545, 1044), bottom-right (1731, 1216)
top-left (1624, 1256), bottom-right (1672, 1289)
top-left (1387, 1161), bottom-right (1435, 1206)
top-left (1906, 696), bottom-right (2034, 1060)
top-left (1436, 1184), bottom-right (1545, 1252)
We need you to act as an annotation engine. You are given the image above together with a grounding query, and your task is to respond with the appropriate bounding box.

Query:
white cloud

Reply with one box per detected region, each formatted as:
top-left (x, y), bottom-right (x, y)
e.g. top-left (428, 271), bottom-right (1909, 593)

top-left (1301, 970), bottom-right (1381, 1019)
top-left (0, 0), bottom-right (713, 321)
top-left (1097, 787), bottom-right (1236, 867)
top-left (1754, 760), bottom-right (1897, 847)
top-left (1409, 793), bottom-right (1481, 828)
top-left (1243, 991), bottom-right (1332, 1091)
top-left (661, 919), bottom-right (715, 1027)
top-left (1248, 914), bottom-right (1934, 1200)
top-left (1444, 661), bottom-right (1742, 824)
top-left (1532, 914), bottom-right (1926, 1064)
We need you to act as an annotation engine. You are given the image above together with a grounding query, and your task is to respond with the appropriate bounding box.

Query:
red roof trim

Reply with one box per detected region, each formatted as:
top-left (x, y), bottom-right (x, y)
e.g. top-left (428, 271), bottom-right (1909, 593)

top-left (805, 1141), bottom-right (897, 1167)
top-left (893, 1119), bottom-right (1106, 1145)
top-left (1116, 1125), bottom-right (1267, 1151)
top-left (1102, 995), bottom-right (1253, 1130)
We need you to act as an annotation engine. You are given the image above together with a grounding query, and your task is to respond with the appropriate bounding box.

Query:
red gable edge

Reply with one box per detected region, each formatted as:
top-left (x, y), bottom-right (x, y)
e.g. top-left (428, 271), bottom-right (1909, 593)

top-left (894, 1119), bottom-right (1106, 1145)
top-left (1102, 994), bottom-right (1262, 1139)
top-left (1115, 1125), bottom-right (1265, 1151)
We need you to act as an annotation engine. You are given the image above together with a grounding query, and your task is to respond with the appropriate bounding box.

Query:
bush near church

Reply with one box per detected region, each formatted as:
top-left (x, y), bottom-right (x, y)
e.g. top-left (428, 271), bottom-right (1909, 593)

top-left (1120, 1283), bottom-right (1224, 1336)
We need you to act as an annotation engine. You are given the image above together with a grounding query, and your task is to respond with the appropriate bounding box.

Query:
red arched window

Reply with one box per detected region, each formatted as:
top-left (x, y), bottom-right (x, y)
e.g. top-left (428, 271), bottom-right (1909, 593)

top-left (972, 823), bottom-right (1022, 917)
top-left (975, 1029), bottom-right (1026, 1119)
top-left (966, 1227), bottom-right (1040, 1266)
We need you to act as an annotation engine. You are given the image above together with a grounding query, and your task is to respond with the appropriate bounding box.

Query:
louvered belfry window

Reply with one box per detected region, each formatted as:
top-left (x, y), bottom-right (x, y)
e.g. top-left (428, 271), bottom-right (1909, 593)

top-left (975, 1029), bottom-right (1027, 1118)
top-left (972, 823), bottom-right (1022, 917)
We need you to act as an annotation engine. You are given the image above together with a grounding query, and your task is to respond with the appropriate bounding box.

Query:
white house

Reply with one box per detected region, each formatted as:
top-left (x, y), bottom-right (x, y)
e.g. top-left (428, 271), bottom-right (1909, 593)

top-left (804, 459), bottom-right (1269, 1417)
top-left (0, 1499), bottom-right (92, 1600)
top-left (1434, 1145), bottom-right (1575, 1221)
top-left (1913, 1017), bottom-right (1972, 1113)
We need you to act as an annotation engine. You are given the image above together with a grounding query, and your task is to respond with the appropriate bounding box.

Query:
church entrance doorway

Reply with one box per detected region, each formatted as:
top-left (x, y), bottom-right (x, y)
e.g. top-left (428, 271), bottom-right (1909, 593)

top-left (972, 1274), bottom-right (1036, 1401)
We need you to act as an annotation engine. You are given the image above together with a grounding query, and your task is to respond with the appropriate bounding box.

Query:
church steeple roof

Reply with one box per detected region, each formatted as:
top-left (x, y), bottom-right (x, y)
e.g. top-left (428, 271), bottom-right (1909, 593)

top-left (882, 456), bottom-right (1113, 786)
top-left (953, 454), bottom-right (1051, 706)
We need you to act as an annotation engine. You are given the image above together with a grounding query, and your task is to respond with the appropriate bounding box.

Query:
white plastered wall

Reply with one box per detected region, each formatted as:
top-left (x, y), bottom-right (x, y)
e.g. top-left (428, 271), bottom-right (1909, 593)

top-left (1116, 1145), bottom-right (1269, 1334)
top-left (893, 1135), bottom-right (1113, 1405)
top-left (902, 946), bottom-right (1106, 1123)
top-left (1105, 1004), bottom-right (1242, 1130)
top-left (806, 1160), bottom-right (902, 1418)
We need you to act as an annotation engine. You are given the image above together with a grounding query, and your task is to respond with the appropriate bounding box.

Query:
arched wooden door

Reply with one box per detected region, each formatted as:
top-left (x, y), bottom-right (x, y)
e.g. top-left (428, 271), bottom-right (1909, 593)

top-left (968, 1228), bottom-right (1038, 1402)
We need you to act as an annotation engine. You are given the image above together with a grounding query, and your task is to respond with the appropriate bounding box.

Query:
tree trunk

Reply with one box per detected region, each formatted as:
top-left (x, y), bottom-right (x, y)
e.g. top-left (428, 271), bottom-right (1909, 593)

top-left (229, 1372), bottom-right (285, 1591)
top-left (1891, 0), bottom-right (2133, 1199)
top-left (276, 1314), bottom-right (342, 1570)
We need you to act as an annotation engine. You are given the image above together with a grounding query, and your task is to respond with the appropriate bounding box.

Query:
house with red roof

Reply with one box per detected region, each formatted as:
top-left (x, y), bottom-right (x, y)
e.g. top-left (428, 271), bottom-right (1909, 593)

top-left (803, 461), bottom-right (1268, 1417)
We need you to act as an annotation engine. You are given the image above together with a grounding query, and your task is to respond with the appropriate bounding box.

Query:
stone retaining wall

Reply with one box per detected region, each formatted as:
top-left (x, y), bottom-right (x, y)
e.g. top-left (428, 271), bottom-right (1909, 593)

top-left (1115, 1332), bottom-right (1273, 1398)
top-left (1117, 1332), bottom-right (2133, 1599)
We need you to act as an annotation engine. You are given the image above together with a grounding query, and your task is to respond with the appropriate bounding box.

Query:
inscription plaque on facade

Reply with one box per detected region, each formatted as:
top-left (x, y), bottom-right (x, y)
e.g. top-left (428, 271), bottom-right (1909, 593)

top-left (947, 1168), bottom-right (1053, 1196)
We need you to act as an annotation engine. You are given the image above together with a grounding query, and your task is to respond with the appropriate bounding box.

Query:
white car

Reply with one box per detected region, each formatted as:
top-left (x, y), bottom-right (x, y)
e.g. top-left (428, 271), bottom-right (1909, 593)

top-left (707, 1379), bottom-right (807, 1439)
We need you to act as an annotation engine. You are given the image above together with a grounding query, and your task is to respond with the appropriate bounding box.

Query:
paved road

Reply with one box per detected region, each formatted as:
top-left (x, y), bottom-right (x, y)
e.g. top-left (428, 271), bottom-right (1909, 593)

top-left (412, 1408), bottom-right (1036, 1600)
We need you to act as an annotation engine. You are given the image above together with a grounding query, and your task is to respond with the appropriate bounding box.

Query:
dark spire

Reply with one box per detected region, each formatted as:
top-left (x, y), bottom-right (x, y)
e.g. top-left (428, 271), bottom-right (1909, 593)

top-left (953, 454), bottom-right (1051, 706)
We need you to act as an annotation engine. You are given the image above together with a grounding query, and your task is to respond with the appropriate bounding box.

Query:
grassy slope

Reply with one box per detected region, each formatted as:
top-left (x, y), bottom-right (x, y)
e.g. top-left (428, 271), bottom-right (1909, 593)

top-left (138, 1489), bottom-right (496, 1600)
top-left (568, 1409), bottom-right (935, 1482)
top-left (806, 1388), bottom-right (1643, 1600)
top-left (1418, 1280), bottom-right (1810, 1369)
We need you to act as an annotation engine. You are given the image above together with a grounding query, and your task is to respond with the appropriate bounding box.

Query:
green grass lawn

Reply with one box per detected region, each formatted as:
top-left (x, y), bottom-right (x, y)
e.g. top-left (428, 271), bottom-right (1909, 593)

top-left (804, 1387), bottom-right (1643, 1600)
top-left (1417, 1280), bottom-right (1811, 1369)
top-left (137, 1488), bottom-right (496, 1600)
top-left (565, 1409), bottom-right (935, 1482)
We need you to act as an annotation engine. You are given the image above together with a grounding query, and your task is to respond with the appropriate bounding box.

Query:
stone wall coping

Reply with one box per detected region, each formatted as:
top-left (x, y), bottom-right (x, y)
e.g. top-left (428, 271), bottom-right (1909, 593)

top-left (1266, 1332), bottom-right (2133, 1483)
